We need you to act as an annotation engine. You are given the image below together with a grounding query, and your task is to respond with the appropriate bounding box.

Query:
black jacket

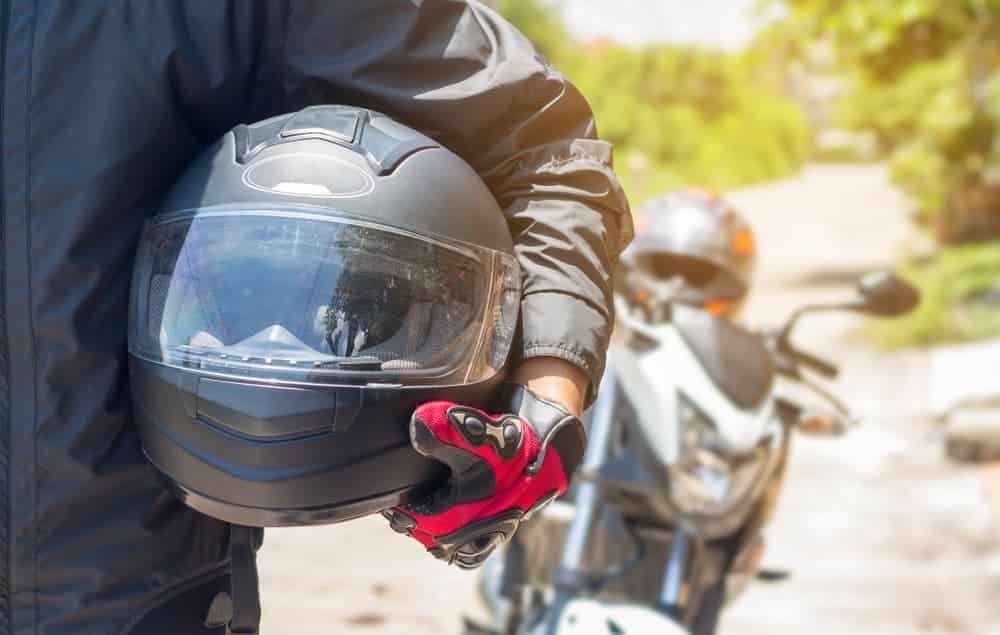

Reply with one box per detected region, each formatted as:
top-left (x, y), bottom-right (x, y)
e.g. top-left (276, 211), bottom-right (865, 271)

top-left (0, 1), bottom-right (631, 632)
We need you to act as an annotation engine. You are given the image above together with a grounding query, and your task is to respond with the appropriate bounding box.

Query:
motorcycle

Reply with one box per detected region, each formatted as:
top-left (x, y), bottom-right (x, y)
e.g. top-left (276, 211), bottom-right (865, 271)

top-left (467, 270), bottom-right (919, 635)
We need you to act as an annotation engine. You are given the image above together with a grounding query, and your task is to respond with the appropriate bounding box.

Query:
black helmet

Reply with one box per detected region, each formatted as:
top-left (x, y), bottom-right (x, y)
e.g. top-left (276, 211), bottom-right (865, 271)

top-left (621, 189), bottom-right (755, 318)
top-left (128, 106), bottom-right (520, 527)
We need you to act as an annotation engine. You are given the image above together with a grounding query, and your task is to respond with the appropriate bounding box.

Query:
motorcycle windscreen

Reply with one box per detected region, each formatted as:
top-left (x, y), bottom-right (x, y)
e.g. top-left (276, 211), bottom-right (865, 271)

top-left (129, 210), bottom-right (520, 385)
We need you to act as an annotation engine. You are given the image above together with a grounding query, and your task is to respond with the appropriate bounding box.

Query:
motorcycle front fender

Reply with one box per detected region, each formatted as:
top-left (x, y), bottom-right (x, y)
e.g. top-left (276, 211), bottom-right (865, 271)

top-left (548, 599), bottom-right (690, 635)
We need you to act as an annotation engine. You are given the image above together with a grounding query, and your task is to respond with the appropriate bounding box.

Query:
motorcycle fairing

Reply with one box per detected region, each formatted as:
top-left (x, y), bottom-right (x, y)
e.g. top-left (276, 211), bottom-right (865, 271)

top-left (669, 304), bottom-right (774, 409)
top-left (609, 317), bottom-right (778, 466)
top-left (552, 599), bottom-right (689, 635)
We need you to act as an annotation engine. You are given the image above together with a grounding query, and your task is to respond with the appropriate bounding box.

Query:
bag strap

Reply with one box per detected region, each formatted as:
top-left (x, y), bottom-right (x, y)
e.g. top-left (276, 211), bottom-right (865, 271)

top-left (205, 525), bottom-right (262, 634)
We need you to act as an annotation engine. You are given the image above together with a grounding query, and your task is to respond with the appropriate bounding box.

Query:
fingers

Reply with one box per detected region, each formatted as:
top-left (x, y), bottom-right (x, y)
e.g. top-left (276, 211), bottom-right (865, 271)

top-left (408, 415), bottom-right (498, 512)
top-left (409, 411), bottom-right (488, 474)
top-left (427, 509), bottom-right (524, 569)
top-left (381, 509), bottom-right (417, 534)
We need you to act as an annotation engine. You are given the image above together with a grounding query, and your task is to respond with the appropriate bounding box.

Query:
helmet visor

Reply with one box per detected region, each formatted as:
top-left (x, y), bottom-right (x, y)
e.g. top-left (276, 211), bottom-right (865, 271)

top-left (129, 210), bottom-right (520, 384)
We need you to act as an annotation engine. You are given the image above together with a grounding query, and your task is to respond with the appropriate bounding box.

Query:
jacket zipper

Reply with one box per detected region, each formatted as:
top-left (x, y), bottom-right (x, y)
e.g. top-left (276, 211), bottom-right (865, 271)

top-left (0, 0), bottom-right (9, 630)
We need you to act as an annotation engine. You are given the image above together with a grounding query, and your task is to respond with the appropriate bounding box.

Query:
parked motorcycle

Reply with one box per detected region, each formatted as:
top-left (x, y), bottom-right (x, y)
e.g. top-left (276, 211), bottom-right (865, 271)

top-left (467, 270), bottom-right (919, 635)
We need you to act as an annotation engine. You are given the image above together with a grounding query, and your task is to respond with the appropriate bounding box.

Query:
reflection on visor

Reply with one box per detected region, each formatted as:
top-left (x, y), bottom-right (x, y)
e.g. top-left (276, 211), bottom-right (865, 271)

top-left (178, 324), bottom-right (385, 371)
top-left (129, 211), bottom-right (519, 385)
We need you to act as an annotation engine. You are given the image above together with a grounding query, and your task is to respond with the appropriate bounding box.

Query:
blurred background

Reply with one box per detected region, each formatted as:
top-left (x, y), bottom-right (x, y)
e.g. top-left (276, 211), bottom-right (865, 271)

top-left (258, 2), bottom-right (1000, 633)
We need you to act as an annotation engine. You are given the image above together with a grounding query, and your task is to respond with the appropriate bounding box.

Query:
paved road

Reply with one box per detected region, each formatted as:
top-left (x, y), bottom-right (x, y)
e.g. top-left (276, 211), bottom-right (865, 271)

top-left (722, 165), bottom-right (1000, 635)
top-left (257, 164), bottom-right (1000, 634)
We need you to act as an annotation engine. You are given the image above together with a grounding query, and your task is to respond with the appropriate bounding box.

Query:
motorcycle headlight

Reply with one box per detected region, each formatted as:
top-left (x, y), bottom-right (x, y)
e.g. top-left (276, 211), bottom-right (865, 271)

top-left (667, 394), bottom-right (776, 519)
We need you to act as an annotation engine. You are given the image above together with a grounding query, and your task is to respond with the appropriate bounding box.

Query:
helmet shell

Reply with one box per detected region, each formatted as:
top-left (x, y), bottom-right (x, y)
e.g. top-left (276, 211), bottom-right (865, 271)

top-left (161, 106), bottom-right (513, 253)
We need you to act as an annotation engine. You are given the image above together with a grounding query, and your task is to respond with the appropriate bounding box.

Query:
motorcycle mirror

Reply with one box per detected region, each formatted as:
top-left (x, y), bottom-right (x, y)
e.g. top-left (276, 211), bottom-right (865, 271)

top-left (777, 271), bottom-right (919, 346)
top-left (853, 270), bottom-right (920, 317)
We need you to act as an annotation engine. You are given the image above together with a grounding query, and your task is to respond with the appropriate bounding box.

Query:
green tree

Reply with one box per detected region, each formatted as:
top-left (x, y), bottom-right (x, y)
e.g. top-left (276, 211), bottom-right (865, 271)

top-left (488, 0), bottom-right (811, 202)
top-left (765, 0), bottom-right (1000, 242)
top-left (482, 0), bottom-right (570, 62)
top-left (763, 1), bottom-right (1000, 346)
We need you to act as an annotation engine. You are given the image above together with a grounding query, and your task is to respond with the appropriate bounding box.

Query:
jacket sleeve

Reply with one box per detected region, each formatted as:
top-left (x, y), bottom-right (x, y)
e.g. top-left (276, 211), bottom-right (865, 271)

top-left (278, 0), bottom-right (633, 401)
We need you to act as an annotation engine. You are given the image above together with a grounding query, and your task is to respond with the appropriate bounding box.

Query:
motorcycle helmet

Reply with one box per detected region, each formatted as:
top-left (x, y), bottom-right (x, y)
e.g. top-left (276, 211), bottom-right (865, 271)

top-left (128, 105), bottom-right (521, 527)
top-left (621, 189), bottom-right (755, 319)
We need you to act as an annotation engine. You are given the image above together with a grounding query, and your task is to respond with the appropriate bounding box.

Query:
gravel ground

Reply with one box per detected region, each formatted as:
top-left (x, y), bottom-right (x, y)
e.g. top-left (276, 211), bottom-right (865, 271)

top-left (258, 164), bottom-right (1000, 634)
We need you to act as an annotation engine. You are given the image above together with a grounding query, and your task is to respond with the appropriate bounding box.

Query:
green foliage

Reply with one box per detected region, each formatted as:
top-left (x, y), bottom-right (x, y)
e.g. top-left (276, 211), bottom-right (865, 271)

top-left (868, 244), bottom-right (1000, 347)
top-left (489, 0), bottom-right (811, 204)
top-left (484, 0), bottom-right (570, 62)
top-left (767, 0), bottom-right (1000, 346)
top-left (765, 0), bottom-right (1000, 235)
top-left (577, 47), bottom-right (810, 200)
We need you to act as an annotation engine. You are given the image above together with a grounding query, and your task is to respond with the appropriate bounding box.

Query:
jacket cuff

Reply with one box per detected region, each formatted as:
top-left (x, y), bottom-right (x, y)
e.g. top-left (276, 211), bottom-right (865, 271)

top-left (517, 291), bottom-right (612, 408)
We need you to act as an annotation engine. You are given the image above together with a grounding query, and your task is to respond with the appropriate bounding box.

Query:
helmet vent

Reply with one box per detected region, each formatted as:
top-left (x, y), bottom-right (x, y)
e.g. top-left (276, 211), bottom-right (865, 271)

top-left (271, 182), bottom-right (334, 196)
top-left (243, 153), bottom-right (374, 199)
top-left (234, 106), bottom-right (439, 175)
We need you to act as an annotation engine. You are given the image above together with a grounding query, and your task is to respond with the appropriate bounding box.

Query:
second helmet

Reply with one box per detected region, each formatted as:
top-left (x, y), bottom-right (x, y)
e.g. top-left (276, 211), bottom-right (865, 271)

top-left (623, 189), bottom-right (756, 318)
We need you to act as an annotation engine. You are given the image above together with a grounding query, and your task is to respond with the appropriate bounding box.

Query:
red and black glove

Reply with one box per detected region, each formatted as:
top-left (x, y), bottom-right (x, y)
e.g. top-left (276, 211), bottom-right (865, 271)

top-left (382, 383), bottom-right (586, 569)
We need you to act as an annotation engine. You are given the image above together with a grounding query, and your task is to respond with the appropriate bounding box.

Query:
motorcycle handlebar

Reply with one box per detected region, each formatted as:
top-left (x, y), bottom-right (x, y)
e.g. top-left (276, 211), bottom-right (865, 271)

top-left (786, 346), bottom-right (839, 380)
top-left (617, 294), bottom-right (843, 381)
top-left (766, 331), bottom-right (839, 381)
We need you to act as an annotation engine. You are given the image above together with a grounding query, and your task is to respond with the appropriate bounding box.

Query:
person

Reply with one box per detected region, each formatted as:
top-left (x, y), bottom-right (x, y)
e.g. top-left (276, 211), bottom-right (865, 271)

top-left (0, 1), bottom-right (631, 633)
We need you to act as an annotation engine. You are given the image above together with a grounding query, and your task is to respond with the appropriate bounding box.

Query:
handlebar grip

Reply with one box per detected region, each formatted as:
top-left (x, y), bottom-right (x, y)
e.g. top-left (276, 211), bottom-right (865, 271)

top-left (793, 347), bottom-right (838, 379)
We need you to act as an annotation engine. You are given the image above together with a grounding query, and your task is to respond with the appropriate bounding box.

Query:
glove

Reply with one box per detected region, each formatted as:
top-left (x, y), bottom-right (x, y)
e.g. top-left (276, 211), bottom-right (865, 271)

top-left (382, 383), bottom-right (586, 569)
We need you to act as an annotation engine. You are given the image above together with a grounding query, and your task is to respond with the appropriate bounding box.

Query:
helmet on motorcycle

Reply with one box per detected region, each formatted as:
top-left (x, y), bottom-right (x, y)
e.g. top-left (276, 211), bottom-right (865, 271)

top-left (128, 105), bottom-right (520, 527)
top-left (621, 189), bottom-right (755, 318)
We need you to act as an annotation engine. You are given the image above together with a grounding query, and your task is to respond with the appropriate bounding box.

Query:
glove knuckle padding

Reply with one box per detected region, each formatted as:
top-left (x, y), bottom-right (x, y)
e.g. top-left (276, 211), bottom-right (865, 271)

top-left (448, 407), bottom-right (525, 461)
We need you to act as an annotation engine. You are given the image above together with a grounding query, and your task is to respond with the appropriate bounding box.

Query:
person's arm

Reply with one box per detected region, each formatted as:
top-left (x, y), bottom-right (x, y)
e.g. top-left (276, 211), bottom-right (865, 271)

top-left (512, 357), bottom-right (589, 416)
top-left (278, 0), bottom-right (633, 409)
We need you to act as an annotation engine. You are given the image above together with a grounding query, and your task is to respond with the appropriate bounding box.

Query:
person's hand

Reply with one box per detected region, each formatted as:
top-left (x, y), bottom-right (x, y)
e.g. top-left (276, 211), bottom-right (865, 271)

top-left (381, 383), bottom-right (586, 568)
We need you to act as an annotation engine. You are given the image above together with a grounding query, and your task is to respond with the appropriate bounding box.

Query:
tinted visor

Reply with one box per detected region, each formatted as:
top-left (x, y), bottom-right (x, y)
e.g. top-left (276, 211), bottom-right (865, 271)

top-left (630, 252), bottom-right (746, 301)
top-left (129, 210), bottom-right (520, 384)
